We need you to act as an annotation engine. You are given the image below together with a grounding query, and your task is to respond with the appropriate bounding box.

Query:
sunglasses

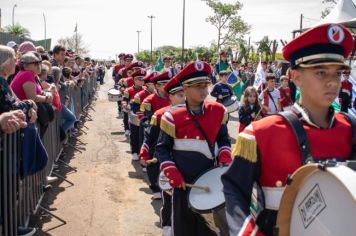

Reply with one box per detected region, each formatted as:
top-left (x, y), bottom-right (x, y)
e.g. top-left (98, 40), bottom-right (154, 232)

top-left (27, 61), bottom-right (41, 66)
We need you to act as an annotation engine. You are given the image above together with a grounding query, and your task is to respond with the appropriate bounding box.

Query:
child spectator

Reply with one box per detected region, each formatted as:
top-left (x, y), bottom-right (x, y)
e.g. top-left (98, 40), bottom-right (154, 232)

top-left (238, 86), bottom-right (262, 133)
top-left (278, 75), bottom-right (293, 111)
top-left (259, 74), bottom-right (281, 115)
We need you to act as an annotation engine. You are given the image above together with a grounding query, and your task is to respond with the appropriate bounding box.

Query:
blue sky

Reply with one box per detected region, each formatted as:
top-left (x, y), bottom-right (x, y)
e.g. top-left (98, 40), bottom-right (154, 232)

top-left (1, 0), bottom-right (331, 59)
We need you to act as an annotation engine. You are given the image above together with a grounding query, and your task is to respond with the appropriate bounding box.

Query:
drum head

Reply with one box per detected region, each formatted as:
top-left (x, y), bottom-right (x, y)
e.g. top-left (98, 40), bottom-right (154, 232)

top-left (188, 166), bottom-right (229, 213)
top-left (277, 164), bottom-right (356, 236)
top-left (108, 88), bottom-right (120, 95)
top-left (158, 171), bottom-right (172, 191)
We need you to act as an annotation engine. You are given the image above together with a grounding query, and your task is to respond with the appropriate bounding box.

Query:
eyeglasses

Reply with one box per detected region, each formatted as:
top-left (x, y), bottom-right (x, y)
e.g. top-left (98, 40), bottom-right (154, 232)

top-left (28, 61), bottom-right (41, 66)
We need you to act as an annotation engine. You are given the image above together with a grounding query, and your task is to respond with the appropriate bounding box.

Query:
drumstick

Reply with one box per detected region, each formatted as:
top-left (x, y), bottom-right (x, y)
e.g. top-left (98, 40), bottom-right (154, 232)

top-left (185, 183), bottom-right (210, 192)
top-left (159, 180), bottom-right (210, 192)
top-left (146, 158), bottom-right (158, 164)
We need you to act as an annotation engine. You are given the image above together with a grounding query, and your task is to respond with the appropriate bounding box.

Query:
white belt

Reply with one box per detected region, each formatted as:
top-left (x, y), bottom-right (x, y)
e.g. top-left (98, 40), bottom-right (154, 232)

top-left (262, 187), bottom-right (284, 210)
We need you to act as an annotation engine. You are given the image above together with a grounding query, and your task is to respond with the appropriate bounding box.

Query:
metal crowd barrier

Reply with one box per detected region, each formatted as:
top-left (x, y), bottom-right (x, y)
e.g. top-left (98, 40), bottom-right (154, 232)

top-left (1, 75), bottom-right (97, 236)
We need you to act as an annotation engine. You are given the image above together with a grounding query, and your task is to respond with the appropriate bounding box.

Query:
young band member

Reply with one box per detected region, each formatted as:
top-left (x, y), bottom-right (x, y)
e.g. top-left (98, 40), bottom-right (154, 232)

top-left (140, 77), bottom-right (185, 236)
top-left (222, 23), bottom-right (356, 236)
top-left (156, 61), bottom-right (232, 236)
top-left (278, 75), bottom-right (293, 111)
top-left (210, 70), bottom-right (234, 103)
top-left (123, 69), bottom-right (145, 160)
top-left (132, 72), bottom-right (157, 148)
top-left (238, 86), bottom-right (262, 133)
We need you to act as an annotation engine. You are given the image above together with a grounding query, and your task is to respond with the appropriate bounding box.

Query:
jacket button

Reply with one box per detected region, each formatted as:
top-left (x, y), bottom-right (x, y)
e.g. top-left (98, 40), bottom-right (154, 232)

top-left (276, 180), bottom-right (283, 187)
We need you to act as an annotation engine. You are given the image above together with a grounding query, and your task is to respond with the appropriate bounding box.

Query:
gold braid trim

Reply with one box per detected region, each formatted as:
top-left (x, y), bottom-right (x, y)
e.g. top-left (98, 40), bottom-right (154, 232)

top-left (232, 135), bottom-right (257, 163)
top-left (150, 115), bottom-right (157, 126)
top-left (144, 103), bottom-right (151, 111)
top-left (160, 118), bottom-right (176, 138)
top-left (133, 96), bottom-right (140, 104)
top-left (140, 103), bottom-right (145, 112)
top-left (123, 92), bottom-right (129, 99)
top-left (222, 112), bottom-right (228, 125)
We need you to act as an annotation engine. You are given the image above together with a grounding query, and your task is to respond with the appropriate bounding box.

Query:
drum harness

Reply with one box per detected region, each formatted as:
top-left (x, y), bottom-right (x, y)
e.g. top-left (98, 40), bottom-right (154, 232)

top-left (279, 107), bottom-right (356, 172)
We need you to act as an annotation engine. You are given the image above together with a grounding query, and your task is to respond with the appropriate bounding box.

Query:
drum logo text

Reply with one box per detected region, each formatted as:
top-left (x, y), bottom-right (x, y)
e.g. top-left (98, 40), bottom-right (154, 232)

top-left (298, 184), bottom-right (326, 228)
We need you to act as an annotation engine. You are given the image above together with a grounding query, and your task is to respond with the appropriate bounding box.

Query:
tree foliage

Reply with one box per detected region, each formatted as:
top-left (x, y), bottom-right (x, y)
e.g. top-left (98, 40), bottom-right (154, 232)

top-left (256, 36), bottom-right (280, 62)
top-left (57, 33), bottom-right (89, 56)
top-left (203, 0), bottom-right (250, 52)
top-left (4, 24), bottom-right (30, 38)
top-left (135, 44), bottom-right (218, 64)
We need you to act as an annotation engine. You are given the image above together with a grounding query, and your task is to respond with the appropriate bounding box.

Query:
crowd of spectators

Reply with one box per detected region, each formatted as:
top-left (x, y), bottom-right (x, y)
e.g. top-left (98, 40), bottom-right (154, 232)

top-left (0, 40), bottom-right (103, 236)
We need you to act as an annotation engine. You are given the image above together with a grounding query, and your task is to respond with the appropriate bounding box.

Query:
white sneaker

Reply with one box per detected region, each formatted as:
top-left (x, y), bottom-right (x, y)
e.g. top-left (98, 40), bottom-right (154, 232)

top-left (152, 192), bottom-right (162, 200)
top-left (132, 153), bottom-right (139, 161)
top-left (46, 176), bottom-right (58, 184)
top-left (162, 226), bottom-right (172, 236)
top-left (125, 130), bottom-right (130, 136)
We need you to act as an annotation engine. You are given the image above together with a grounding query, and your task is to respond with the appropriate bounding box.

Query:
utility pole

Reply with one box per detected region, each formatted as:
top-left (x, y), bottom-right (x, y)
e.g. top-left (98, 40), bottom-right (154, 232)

top-left (43, 13), bottom-right (47, 50)
top-left (182, 0), bottom-right (186, 63)
top-left (300, 14), bottom-right (303, 33)
top-left (12, 4), bottom-right (17, 27)
top-left (147, 15), bottom-right (155, 64)
top-left (0, 8), bottom-right (2, 29)
top-left (136, 30), bottom-right (141, 53)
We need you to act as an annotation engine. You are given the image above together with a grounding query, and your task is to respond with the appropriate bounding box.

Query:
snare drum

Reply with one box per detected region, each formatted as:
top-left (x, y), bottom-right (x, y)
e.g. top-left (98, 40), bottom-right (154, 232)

top-left (276, 163), bottom-right (356, 236)
top-left (108, 88), bottom-right (122, 102)
top-left (222, 96), bottom-right (239, 113)
top-left (188, 166), bottom-right (229, 213)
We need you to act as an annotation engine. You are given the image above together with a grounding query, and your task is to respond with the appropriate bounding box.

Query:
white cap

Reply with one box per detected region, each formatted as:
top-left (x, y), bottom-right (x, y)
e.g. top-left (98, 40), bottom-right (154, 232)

top-left (6, 41), bottom-right (17, 48)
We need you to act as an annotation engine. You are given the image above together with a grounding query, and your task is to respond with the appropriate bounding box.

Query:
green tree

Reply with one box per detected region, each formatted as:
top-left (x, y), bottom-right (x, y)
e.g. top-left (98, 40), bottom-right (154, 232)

top-left (321, 0), bottom-right (337, 18)
top-left (57, 33), bottom-right (89, 56)
top-left (257, 36), bottom-right (271, 61)
top-left (4, 23), bottom-right (30, 38)
top-left (203, 0), bottom-right (250, 52)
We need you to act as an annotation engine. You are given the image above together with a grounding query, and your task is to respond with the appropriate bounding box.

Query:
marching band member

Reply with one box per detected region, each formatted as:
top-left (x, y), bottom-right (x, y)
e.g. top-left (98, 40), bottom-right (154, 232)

top-left (124, 69), bottom-right (145, 160)
top-left (222, 23), bottom-right (356, 236)
top-left (133, 72), bottom-right (158, 148)
top-left (141, 71), bottom-right (171, 123)
top-left (156, 61), bottom-right (232, 236)
top-left (112, 53), bottom-right (126, 82)
top-left (139, 77), bottom-right (185, 235)
top-left (121, 62), bottom-right (146, 135)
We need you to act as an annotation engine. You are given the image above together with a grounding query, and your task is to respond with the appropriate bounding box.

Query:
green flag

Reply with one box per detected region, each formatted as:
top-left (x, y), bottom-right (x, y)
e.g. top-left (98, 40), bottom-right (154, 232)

top-left (154, 53), bottom-right (164, 72)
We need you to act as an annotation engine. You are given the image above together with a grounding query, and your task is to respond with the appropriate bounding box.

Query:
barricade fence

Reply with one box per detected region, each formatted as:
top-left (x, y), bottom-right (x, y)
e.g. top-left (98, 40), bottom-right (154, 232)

top-left (0, 75), bottom-right (98, 236)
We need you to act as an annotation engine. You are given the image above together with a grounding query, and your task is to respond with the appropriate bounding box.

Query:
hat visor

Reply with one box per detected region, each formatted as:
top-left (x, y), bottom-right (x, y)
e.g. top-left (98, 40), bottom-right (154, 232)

top-left (183, 79), bottom-right (211, 87)
top-left (298, 58), bottom-right (350, 70)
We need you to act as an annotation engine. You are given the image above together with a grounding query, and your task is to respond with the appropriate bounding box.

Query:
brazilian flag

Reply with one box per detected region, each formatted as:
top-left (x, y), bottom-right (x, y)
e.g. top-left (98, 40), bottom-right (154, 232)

top-left (227, 70), bottom-right (244, 100)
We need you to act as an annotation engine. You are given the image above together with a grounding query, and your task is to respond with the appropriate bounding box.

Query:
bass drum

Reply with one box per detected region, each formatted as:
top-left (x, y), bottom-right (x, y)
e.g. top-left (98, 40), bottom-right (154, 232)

top-left (222, 96), bottom-right (239, 113)
top-left (276, 163), bottom-right (356, 236)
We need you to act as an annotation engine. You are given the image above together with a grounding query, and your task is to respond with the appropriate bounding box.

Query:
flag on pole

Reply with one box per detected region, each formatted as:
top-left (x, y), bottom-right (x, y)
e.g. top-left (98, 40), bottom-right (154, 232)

top-left (74, 23), bottom-right (78, 33)
top-left (154, 52), bottom-right (164, 72)
top-left (253, 54), bottom-right (265, 89)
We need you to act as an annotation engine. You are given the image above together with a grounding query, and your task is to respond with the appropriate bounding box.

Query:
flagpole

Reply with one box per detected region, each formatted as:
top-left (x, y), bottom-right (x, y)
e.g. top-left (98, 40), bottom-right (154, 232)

top-left (75, 23), bottom-right (78, 54)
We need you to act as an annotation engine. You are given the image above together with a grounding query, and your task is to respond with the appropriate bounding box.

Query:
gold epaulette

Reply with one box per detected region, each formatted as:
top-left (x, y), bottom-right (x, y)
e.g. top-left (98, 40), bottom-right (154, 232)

top-left (133, 96), bottom-right (140, 104)
top-left (144, 103), bottom-right (151, 111)
top-left (232, 132), bottom-right (257, 163)
top-left (222, 111), bottom-right (228, 125)
top-left (150, 115), bottom-right (157, 126)
top-left (123, 92), bottom-right (129, 99)
top-left (140, 103), bottom-right (145, 112)
top-left (160, 116), bottom-right (176, 138)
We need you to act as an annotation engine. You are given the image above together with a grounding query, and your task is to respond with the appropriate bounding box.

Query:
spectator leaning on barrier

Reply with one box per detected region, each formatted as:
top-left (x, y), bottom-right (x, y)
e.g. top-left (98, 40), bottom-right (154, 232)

top-left (51, 45), bottom-right (66, 68)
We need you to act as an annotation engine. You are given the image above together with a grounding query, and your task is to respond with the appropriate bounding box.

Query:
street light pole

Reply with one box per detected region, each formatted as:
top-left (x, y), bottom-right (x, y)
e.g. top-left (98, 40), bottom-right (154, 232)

top-left (182, 0), bottom-right (186, 63)
top-left (12, 4), bottom-right (17, 27)
top-left (147, 15), bottom-right (155, 64)
top-left (43, 13), bottom-right (47, 50)
top-left (136, 30), bottom-right (141, 54)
